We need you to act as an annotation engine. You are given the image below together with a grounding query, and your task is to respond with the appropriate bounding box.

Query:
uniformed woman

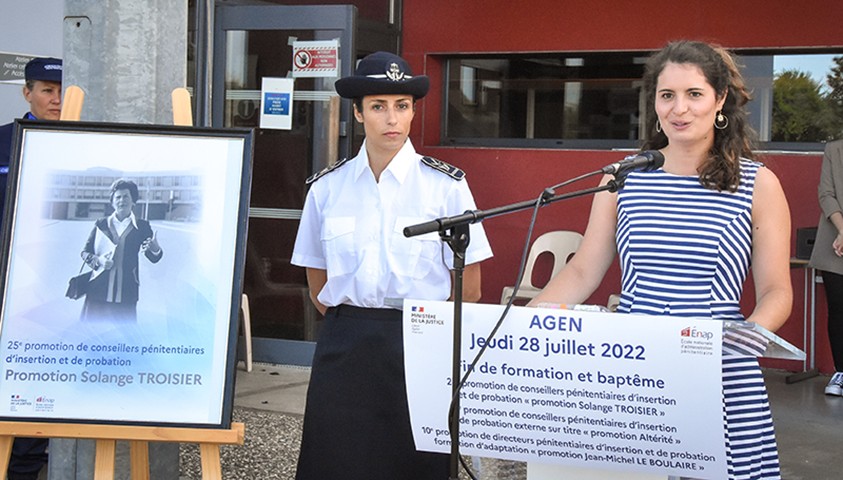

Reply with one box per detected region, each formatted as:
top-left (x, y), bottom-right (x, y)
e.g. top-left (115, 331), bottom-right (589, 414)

top-left (291, 51), bottom-right (493, 480)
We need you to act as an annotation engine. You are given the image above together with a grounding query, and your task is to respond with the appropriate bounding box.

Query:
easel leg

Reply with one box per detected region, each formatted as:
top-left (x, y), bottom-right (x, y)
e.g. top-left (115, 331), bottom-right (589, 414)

top-left (129, 440), bottom-right (150, 480)
top-left (0, 435), bottom-right (13, 474)
top-left (94, 439), bottom-right (116, 480)
top-left (200, 443), bottom-right (223, 480)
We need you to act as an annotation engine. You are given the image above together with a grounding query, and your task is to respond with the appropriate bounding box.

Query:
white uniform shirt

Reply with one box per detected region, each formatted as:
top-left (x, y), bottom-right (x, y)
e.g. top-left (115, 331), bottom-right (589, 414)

top-left (292, 139), bottom-right (493, 309)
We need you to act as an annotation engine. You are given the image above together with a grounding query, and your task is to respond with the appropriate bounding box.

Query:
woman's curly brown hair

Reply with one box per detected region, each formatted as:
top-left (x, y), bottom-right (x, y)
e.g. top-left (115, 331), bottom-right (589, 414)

top-left (642, 40), bottom-right (757, 192)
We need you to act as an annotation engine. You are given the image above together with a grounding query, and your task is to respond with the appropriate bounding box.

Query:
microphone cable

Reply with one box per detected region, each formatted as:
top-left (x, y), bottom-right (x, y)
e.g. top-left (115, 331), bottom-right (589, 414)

top-left (448, 168), bottom-right (605, 479)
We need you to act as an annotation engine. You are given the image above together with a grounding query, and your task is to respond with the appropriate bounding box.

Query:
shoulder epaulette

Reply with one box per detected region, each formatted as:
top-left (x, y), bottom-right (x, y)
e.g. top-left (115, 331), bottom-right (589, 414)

top-left (421, 156), bottom-right (465, 181)
top-left (306, 157), bottom-right (351, 184)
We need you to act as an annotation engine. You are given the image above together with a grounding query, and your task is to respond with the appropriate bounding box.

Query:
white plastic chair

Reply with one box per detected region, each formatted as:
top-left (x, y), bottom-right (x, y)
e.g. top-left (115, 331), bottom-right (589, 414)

top-left (500, 230), bottom-right (583, 304)
top-left (240, 293), bottom-right (253, 372)
top-left (607, 293), bottom-right (621, 312)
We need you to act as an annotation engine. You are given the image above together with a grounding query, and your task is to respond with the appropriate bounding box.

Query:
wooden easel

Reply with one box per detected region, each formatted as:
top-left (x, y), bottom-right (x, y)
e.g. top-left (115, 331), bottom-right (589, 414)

top-left (58, 85), bottom-right (194, 126)
top-left (0, 86), bottom-right (246, 479)
top-left (0, 421), bottom-right (245, 480)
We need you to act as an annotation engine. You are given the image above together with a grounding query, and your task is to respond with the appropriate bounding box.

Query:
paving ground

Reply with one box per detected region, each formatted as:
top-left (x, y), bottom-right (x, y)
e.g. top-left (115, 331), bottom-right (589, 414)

top-left (176, 364), bottom-right (843, 480)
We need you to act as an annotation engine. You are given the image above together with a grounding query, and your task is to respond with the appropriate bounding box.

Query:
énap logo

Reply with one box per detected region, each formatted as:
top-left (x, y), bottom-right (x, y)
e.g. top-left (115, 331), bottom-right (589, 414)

top-left (681, 326), bottom-right (714, 340)
top-left (34, 396), bottom-right (56, 412)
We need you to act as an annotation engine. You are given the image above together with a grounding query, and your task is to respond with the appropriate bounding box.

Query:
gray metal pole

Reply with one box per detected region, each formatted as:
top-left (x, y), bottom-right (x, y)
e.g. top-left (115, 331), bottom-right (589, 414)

top-left (52, 1), bottom-right (188, 478)
top-left (63, 0), bottom-right (187, 124)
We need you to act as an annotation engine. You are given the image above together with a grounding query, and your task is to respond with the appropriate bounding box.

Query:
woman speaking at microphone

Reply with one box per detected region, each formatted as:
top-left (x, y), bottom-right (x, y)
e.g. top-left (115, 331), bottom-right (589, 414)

top-left (530, 40), bottom-right (791, 480)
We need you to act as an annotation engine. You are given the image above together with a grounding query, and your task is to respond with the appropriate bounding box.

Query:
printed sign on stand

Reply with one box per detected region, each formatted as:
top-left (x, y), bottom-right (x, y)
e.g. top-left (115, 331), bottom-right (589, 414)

top-left (0, 121), bottom-right (253, 428)
top-left (403, 301), bottom-right (729, 479)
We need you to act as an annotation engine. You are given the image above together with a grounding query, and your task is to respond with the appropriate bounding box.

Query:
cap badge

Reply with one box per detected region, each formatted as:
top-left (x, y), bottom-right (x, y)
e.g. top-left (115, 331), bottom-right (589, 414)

top-left (385, 62), bottom-right (405, 82)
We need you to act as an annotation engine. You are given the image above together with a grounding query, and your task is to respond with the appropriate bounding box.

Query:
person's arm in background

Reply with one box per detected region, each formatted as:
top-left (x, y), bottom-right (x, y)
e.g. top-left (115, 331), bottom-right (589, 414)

top-left (747, 167), bottom-right (793, 333)
top-left (818, 145), bottom-right (843, 257)
top-left (829, 212), bottom-right (843, 256)
top-left (451, 263), bottom-right (482, 302)
top-left (305, 268), bottom-right (328, 315)
top-left (443, 172), bottom-right (492, 305)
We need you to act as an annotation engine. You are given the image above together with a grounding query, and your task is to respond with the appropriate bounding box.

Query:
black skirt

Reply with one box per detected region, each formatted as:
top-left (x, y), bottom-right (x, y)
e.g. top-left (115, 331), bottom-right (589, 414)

top-left (295, 305), bottom-right (448, 480)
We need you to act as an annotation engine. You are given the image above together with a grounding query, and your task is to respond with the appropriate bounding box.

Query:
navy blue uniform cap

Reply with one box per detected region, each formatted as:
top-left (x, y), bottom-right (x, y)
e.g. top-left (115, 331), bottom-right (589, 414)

top-left (25, 57), bottom-right (63, 83)
top-left (335, 51), bottom-right (429, 99)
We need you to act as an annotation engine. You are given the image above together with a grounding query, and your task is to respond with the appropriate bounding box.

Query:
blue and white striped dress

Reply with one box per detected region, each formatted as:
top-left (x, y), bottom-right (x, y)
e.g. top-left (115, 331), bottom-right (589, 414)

top-left (616, 159), bottom-right (781, 480)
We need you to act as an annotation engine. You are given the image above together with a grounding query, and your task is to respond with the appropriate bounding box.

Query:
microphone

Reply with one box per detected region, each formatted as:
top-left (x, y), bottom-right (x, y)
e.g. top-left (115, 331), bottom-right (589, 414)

top-left (601, 150), bottom-right (665, 177)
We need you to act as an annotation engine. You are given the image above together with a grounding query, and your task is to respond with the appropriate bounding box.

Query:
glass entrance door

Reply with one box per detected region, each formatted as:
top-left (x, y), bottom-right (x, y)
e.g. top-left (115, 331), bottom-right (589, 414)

top-left (213, 5), bottom-right (355, 365)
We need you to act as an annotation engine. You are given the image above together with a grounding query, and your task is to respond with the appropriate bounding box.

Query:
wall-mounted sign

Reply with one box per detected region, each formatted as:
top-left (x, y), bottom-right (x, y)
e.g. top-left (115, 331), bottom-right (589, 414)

top-left (291, 40), bottom-right (339, 78)
top-left (260, 77), bottom-right (294, 130)
top-left (0, 52), bottom-right (36, 83)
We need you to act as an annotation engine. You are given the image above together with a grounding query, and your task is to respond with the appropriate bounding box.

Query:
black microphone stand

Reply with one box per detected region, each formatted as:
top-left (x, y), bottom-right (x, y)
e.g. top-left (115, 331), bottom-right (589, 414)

top-left (404, 177), bottom-right (625, 480)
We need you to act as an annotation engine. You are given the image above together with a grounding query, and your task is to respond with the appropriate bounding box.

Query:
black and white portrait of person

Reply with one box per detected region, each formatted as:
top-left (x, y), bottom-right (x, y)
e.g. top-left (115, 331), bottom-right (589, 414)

top-left (79, 178), bottom-right (163, 321)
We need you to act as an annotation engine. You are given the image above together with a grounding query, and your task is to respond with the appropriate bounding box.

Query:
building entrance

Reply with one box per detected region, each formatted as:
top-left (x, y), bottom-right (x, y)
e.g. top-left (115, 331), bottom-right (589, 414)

top-left (212, 4), bottom-right (356, 365)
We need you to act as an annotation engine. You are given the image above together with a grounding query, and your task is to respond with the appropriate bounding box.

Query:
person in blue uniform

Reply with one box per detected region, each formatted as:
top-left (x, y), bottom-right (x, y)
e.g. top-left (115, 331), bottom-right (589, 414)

top-left (291, 51), bottom-right (493, 480)
top-left (0, 56), bottom-right (61, 480)
top-left (0, 57), bottom-right (62, 226)
top-left (530, 41), bottom-right (792, 479)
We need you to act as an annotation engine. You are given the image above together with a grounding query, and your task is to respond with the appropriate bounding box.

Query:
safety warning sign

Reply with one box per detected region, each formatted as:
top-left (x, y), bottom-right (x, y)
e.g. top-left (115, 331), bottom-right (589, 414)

top-left (292, 40), bottom-right (339, 78)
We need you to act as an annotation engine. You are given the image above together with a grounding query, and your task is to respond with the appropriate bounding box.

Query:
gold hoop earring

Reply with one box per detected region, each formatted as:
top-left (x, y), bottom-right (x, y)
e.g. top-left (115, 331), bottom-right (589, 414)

top-left (655, 120), bottom-right (662, 133)
top-left (714, 111), bottom-right (729, 130)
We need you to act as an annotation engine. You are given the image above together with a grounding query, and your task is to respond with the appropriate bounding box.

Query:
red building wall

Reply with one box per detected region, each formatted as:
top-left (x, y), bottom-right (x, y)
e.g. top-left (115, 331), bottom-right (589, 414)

top-left (400, 0), bottom-right (843, 372)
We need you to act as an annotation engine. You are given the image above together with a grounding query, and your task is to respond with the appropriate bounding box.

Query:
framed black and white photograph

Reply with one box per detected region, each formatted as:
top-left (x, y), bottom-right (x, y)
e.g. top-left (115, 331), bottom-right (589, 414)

top-left (0, 120), bottom-right (253, 428)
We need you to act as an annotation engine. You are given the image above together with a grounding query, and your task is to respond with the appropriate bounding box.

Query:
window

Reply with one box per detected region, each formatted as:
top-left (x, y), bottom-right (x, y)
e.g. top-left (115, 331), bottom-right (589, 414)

top-left (769, 53), bottom-right (843, 145)
top-left (443, 51), bottom-right (843, 150)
